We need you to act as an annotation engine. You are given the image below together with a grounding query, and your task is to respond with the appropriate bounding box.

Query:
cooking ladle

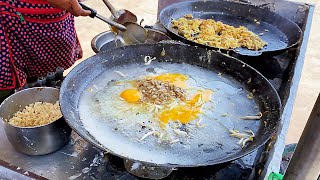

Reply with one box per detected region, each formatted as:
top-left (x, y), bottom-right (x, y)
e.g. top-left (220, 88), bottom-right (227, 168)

top-left (79, 2), bottom-right (126, 31)
top-left (80, 2), bottom-right (146, 45)
top-left (118, 22), bottom-right (148, 44)
top-left (102, 0), bottom-right (138, 25)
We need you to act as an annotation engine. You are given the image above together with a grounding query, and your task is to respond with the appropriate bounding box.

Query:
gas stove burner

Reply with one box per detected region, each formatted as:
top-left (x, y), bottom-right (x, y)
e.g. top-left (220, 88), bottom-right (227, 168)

top-left (90, 152), bottom-right (256, 180)
top-left (124, 160), bottom-right (174, 179)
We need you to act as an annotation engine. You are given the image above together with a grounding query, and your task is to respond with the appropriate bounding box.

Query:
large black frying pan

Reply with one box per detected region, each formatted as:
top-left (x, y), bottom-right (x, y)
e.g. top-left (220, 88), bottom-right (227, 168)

top-left (159, 0), bottom-right (302, 56)
top-left (60, 43), bottom-right (281, 169)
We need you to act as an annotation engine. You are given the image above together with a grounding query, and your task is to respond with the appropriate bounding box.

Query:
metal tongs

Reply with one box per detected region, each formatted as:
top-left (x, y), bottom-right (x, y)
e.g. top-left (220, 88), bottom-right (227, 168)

top-left (79, 2), bottom-right (126, 31)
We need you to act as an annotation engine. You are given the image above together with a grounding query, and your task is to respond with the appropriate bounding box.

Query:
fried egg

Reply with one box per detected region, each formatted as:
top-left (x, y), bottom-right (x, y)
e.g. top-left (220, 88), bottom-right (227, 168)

top-left (120, 89), bottom-right (141, 103)
top-left (79, 62), bottom-right (261, 165)
top-left (118, 73), bottom-right (213, 126)
top-left (159, 89), bottom-right (213, 124)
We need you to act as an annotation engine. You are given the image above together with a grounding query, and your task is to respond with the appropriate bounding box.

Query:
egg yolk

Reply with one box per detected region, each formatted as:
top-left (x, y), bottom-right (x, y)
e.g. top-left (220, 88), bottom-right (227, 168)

top-left (153, 73), bottom-right (188, 88)
top-left (159, 106), bottom-right (201, 124)
top-left (120, 89), bottom-right (141, 103)
top-left (188, 90), bottom-right (213, 105)
top-left (159, 90), bottom-right (213, 125)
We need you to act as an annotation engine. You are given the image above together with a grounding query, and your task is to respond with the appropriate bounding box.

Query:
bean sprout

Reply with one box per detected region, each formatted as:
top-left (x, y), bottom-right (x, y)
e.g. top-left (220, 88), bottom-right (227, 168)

top-left (139, 131), bottom-right (156, 141)
top-left (170, 139), bottom-right (180, 144)
top-left (240, 112), bottom-right (263, 120)
top-left (196, 119), bottom-right (205, 128)
top-left (237, 138), bottom-right (245, 145)
top-left (245, 130), bottom-right (255, 137)
top-left (144, 56), bottom-right (156, 65)
top-left (154, 131), bottom-right (160, 137)
top-left (168, 99), bottom-right (178, 110)
top-left (229, 129), bottom-right (255, 148)
top-left (160, 48), bottom-right (166, 56)
top-left (158, 133), bottom-right (164, 139)
top-left (174, 129), bottom-right (188, 136)
top-left (247, 92), bottom-right (254, 99)
top-left (147, 104), bottom-right (163, 113)
top-left (114, 71), bottom-right (128, 77)
top-left (146, 125), bottom-right (155, 132)
top-left (242, 137), bottom-right (254, 148)
top-left (116, 106), bottom-right (131, 112)
top-left (195, 95), bottom-right (204, 106)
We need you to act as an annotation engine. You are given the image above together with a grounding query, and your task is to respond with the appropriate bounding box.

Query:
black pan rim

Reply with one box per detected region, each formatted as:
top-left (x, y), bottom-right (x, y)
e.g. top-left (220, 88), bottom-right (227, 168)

top-left (60, 43), bottom-right (282, 168)
top-left (159, 0), bottom-right (302, 56)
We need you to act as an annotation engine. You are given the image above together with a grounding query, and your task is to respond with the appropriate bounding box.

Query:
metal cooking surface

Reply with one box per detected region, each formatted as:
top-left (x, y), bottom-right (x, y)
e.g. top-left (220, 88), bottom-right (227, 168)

top-left (166, 13), bottom-right (288, 55)
top-left (0, 0), bottom-right (313, 179)
top-left (60, 43), bottom-right (281, 168)
top-left (159, 0), bottom-right (302, 56)
top-left (78, 61), bottom-right (261, 165)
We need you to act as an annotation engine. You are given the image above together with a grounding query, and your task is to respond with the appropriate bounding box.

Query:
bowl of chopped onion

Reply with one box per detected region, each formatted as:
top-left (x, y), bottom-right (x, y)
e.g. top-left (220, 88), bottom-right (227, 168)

top-left (0, 87), bottom-right (71, 155)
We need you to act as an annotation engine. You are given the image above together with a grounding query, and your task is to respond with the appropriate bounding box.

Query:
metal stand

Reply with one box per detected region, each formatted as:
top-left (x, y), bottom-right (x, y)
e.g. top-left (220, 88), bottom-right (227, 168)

top-left (284, 94), bottom-right (320, 180)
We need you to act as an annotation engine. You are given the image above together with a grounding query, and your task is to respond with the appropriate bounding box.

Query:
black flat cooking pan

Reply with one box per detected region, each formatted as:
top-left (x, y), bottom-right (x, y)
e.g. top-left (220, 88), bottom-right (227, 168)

top-left (60, 44), bottom-right (281, 171)
top-left (159, 0), bottom-right (302, 56)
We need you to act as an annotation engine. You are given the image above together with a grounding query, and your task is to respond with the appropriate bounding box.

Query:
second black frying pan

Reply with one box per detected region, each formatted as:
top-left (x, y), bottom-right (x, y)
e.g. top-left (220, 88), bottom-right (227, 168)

top-left (159, 0), bottom-right (302, 56)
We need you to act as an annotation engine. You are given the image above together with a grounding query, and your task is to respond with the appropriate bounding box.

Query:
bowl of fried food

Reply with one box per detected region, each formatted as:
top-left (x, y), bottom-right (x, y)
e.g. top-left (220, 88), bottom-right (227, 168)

top-left (0, 87), bottom-right (71, 155)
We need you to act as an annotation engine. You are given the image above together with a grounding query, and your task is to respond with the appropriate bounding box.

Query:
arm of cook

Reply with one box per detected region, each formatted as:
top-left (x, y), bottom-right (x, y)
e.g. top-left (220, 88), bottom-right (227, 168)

top-left (45, 0), bottom-right (91, 16)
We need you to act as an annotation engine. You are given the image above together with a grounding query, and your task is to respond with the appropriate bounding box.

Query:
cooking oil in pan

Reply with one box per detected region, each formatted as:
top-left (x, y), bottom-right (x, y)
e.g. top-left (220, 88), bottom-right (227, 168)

top-left (79, 62), bottom-right (261, 166)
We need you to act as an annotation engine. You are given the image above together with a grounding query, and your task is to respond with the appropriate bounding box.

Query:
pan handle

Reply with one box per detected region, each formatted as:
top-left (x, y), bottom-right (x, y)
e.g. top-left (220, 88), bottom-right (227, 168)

top-left (144, 22), bottom-right (168, 34)
top-left (79, 2), bottom-right (126, 31)
top-left (79, 2), bottom-right (97, 18)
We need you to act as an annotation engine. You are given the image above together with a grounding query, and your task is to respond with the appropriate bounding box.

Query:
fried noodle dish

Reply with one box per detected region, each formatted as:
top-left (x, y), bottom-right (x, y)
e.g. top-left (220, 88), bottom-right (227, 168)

top-left (171, 14), bottom-right (267, 50)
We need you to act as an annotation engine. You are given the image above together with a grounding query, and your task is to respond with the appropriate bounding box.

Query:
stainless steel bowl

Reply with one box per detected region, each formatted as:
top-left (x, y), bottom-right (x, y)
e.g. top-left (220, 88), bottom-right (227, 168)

top-left (91, 29), bottom-right (171, 53)
top-left (0, 87), bottom-right (71, 156)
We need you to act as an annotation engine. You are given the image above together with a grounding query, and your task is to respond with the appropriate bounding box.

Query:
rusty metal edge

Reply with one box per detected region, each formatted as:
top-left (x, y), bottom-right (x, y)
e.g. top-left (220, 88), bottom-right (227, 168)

top-left (0, 159), bottom-right (48, 180)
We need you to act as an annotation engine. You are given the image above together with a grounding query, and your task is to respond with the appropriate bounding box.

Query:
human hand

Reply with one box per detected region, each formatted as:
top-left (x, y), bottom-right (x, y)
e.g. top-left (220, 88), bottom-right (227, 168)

top-left (45, 0), bottom-right (91, 17)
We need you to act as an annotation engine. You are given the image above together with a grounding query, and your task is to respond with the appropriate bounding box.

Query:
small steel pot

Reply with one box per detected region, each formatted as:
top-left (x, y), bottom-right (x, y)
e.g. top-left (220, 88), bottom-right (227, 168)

top-left (91, 29), bottom-right (171, 53)
top-left (91, 31), bottom-right (118, 53)
top-left (0, 87), bottom-right (71, 156)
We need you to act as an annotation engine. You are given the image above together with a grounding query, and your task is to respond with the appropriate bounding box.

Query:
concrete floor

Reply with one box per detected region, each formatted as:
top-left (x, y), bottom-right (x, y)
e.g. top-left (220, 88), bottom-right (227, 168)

top-left (73, 0), bottom-right (319, 145)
